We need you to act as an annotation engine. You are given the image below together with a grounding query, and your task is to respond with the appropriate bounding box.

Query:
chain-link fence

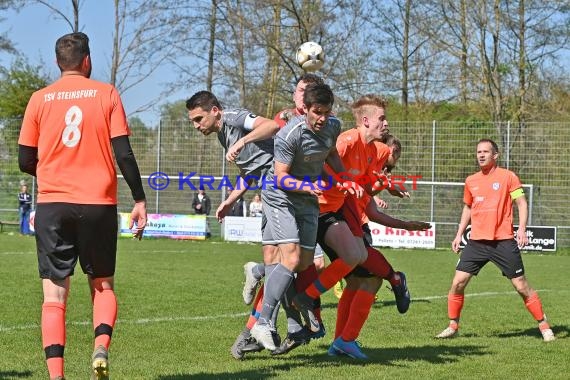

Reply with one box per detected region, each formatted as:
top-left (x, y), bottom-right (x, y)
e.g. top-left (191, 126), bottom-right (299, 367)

top-left (2, 119), bottom-right (569, 248)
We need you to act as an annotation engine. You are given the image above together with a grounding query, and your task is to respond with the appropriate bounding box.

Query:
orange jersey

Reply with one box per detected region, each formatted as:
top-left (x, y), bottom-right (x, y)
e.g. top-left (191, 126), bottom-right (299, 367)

top-left (18, 75), bottom-right (130, 204)
top-left (464, 167), bottom-right (523, 240)
top-left (319, 128), bottom-right (382, 213)
top-left (358, 142), bottom-right (391, 224)
top-left (274, 108), bottom-right (302, 128)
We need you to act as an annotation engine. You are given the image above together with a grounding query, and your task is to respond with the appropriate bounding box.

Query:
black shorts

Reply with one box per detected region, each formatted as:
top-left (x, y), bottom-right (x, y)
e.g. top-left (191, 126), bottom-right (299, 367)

top-left (317, 215), bottom-right (374, 279)
top-left (35, 203), bottom-right (118, 280)
top-left (316, 211), bottom-right (345, 252)
top-left (457, 239), bottom-right (525, 279)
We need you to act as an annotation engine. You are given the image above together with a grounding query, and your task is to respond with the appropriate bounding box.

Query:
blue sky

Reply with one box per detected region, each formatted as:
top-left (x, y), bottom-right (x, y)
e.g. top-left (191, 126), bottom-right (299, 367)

top-left (1, 2), bottom-right (182, 126)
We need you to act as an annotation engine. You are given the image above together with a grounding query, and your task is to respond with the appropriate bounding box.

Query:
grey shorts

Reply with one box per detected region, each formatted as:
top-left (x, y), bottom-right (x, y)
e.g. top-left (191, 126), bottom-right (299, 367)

top-left (457, 239), bottom-right (525, 279)
top-left (261, 191), bottom-right (319, 250)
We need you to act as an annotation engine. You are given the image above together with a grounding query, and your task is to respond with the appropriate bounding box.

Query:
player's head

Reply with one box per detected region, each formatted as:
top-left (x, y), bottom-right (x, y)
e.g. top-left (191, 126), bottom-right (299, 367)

top-left (186, 91), bottom-right (223, 136)
top-left (476, 138), bottom-right (499, 170)
top-left (352, 94), bottom-right (389, 141)
top-left (293, 73), bottom-right (324, 112)
top-left (302, 83), bottom-right (334, 132)
top-left (55, 32), bottom-right (91, 77)
top-left (383, 134), bottom-right (402, 173)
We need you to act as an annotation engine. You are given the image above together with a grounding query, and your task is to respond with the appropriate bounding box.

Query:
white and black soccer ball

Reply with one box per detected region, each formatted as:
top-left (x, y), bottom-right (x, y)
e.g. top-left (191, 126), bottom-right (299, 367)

top-left (296, 41), bottom-right (325, 72)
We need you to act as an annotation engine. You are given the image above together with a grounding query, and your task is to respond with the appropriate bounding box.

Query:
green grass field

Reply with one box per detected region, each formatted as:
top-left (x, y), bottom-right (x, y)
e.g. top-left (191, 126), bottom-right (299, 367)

top-left (1, 234), bottom-right (568, 379)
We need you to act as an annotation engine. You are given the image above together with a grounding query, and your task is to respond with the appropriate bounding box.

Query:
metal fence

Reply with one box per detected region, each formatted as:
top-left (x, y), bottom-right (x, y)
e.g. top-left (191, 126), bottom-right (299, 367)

top-left (2, 119), bottom-right (569, 248)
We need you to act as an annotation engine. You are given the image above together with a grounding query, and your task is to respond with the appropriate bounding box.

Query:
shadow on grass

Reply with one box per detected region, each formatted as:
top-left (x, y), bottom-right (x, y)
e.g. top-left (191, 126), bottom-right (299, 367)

top-left (0, 370), bottom-right (33, 379)
top-left (320, 297), bottom-right (433, 312)
top-left (496, 324), bottom-right (569, 340)
top-left (156, 343), bottom-right (489, 379)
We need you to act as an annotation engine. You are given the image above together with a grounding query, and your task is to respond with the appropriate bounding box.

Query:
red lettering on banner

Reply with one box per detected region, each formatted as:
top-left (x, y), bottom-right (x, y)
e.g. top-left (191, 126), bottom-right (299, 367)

top-left (384, 227), bottom-right (434, 237)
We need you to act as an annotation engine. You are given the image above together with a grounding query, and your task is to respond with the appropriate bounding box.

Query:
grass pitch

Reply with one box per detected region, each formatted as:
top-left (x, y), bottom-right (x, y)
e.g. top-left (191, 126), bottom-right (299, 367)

top-left (0, 234), bottom-right (568, 379)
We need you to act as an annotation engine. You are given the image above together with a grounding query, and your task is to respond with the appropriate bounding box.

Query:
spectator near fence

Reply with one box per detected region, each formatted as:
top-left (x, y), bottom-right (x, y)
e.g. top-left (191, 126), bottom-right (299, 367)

top-left (192, 188), bottom-right (211, 215)
top-left (229, 196), bottom-right (246, 217)
top-left (248, 193), bottom-right (263, 217)
top-left (18, 182), bottom-right (33, 235)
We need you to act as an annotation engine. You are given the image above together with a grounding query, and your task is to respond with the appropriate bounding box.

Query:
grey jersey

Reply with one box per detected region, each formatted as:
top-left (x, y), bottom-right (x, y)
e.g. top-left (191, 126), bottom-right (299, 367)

top-left (263, 114), bottom-right (341, 203)
top-left (217, 108), bottom-right (274, 178)
top-left (269, 114), bottom-right (341, 182)
top-left (261, 114), bottom-right (341, 248)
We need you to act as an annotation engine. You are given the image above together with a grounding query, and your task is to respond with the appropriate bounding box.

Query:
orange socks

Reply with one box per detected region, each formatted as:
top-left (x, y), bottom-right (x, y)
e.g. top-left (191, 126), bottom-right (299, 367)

top-left (42, 302), bottom-right (66, 378)
top-left (448, 293), bottom-right (464, 322)
top-left (342, 290), bottom-right (376, 341)
top-left (246, 285), bottom-right (264, 330)
top-left (362, 246), bottom-right (394, 280)
top-left (524, 292), bottom-right (546, 322)
top-left (335, 288), bottom-right (357, 339)
top-left (93, 289), bottom-right (117, 350)
top-left (306, 259), bottom-right (353, 299)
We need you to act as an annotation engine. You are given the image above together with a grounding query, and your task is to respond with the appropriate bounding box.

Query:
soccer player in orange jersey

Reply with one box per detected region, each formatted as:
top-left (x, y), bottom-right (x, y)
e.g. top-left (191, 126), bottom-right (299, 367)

top-left (329, 137), bottom-right (430, 359)
top-left (435, 139), bottom-right (555, 342)
top-left (18, 32), bottom-right (147, 380)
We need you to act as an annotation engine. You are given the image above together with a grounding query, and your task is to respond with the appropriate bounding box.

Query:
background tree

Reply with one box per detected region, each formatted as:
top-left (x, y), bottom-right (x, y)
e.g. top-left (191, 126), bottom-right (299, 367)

top-left (0, 58), bottom-right (50, 158)
top-left (0, 0), bottom-right (25, 53)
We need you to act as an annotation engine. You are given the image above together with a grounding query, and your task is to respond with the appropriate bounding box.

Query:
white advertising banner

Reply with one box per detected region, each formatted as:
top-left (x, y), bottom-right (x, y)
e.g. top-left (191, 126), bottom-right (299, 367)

top-left (119, 213), bottom-right (208, 240)
top-left (369, 222), bottom-right (436, 249)
top-left (223, 216), bottom-right (262, 242)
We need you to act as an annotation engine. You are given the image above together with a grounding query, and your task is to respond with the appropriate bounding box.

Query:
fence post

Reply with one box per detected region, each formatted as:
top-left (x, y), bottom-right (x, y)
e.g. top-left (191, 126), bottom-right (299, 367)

top-left (528, 184), bottom-right (533, 225)
top-left (506, 120), bottom-right (510, 170)
top-left (430, 120), bottom-right (436, 222)
top-left (156, 118), bottom-right (162, 214)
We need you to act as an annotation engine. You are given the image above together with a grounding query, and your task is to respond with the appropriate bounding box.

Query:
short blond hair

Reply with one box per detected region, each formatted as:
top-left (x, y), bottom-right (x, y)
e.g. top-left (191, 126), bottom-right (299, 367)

top-left (351, 94), bottom-right (388, 121)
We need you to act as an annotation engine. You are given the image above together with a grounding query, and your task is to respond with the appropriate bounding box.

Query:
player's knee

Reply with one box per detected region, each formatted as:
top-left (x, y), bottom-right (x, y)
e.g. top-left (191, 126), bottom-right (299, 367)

top-left (90, 276), bottom-right (114, 292)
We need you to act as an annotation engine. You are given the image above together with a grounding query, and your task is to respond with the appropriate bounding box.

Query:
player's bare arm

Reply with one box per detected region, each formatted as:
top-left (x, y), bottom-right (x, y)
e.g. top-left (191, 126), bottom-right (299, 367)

top-left (226, 118), bottom-right (279, 162)
top-left (216, 176), bottom-right (252, 222)
top-left (452, 204), bottom-right (472, 253)
top-left (514, 195), bottom-right (529, 248)
top-left (365, 199), bottom-right (431, 230)
top-left (274, 161), bottom-right (322, 196)
top-left (325, 148), bottom-right (364, 198)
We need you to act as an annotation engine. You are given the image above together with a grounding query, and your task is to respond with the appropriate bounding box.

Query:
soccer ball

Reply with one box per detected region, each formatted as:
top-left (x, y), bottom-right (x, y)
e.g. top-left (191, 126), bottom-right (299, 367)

top-left (296, 41), bottom-right (325, 72)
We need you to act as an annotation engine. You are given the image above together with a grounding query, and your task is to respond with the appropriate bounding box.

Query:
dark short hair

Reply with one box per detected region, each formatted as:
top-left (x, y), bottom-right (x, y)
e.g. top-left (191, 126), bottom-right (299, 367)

top-left (297, 73), bottom-right (324, 86)
top-left (186, 91), bottom-right (223, 112)
top-left (303, 83), bottom-right (334, 109)
top-left (478, 138), bottom-right (499, 153)
top-left (55, 32), bottom-right (90, 71)
top-left (383, 134), bottom-right (402, 156)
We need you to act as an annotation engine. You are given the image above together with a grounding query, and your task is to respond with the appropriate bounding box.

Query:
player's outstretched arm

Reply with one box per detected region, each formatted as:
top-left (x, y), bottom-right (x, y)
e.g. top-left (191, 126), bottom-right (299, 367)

top-left (216, 178), bottom-right (250, 222)
top-left (226, 118), bottom-right (279, 162)
top-left (325, 148), bottom-right (364, 198)
top-left (365, 199), bottom-right (430, 230)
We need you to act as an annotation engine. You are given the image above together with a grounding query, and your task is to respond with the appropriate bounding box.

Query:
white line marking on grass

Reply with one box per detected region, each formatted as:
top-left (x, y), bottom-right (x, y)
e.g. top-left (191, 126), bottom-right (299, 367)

top-left (0, 312), bottom-right (249, 333)
top-left (0, 251), bottom-right (34, 255)
top-left (414, 289), bottom-right (551, 301)
top-left (0, 289), bottom-right (553, 334)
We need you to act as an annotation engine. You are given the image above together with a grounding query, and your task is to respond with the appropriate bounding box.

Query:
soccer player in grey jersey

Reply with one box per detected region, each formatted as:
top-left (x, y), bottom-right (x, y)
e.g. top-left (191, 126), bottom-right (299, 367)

top-left (186, 91), bottom-right (278, 220)
top-left (250, 83), bottom-right (363, 351)
top-left (186, 91), bottom-right (285, 356)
